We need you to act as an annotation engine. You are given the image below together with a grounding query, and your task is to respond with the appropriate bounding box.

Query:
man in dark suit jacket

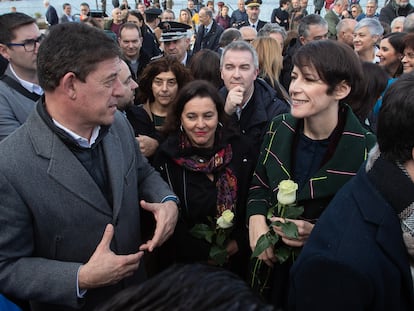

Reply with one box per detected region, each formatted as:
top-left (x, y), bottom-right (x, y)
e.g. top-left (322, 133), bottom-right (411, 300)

top-left (193, 7), bottom-right (224, 54)
top-left (289, 74), bottom-right (414, 311)
top-left (43, 0), bottom-right (59, 27)
top-left (0, 23), bottom-right (178, 311)
top-left (59, 3), bottom-right (74, 23)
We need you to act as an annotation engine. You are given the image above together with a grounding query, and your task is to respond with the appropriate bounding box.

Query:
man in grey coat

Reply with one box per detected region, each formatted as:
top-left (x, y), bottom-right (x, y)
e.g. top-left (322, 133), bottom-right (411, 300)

top-left (0, 12), bottom-right (44, 141)
top-left (0, 22), bottom-right (178, 311)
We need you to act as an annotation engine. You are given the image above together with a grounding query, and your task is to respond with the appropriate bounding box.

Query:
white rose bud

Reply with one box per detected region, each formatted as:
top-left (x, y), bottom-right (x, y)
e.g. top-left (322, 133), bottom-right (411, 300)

top-left (277, 180), bottom-right (298, 205)
top-left (217, 210), bottom-right (234, 229)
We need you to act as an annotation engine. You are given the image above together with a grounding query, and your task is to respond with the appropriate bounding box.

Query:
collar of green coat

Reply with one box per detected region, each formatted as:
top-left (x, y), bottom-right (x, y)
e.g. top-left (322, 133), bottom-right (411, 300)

top-left (263, 105), bottom-right (376, 202)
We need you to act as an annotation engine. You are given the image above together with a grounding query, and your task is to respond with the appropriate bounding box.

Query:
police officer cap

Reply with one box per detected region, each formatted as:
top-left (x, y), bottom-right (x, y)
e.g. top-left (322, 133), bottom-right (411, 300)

top-left (159, 21), bottom-right (192, 42)
top-left (145, 7), bottom-right (162, 16)
top-left (245, 0), bottom-right (262, 7)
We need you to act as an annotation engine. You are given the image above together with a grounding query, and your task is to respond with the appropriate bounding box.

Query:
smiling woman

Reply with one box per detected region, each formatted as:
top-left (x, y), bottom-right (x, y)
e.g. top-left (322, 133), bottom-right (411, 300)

top-left (152, 80), bottom-right (257, 279)
top-left (246, 40), bottom-right (377, 308)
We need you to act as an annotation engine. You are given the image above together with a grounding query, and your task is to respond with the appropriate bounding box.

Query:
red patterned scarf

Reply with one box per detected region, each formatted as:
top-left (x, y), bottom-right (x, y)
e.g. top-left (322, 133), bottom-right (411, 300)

top-left (173, 134), bottom-right (238, 216)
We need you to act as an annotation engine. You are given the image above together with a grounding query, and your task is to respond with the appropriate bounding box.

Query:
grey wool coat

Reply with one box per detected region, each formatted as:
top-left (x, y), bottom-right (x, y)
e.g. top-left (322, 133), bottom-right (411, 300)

top-left (0, 102), bottom-right (175, 311)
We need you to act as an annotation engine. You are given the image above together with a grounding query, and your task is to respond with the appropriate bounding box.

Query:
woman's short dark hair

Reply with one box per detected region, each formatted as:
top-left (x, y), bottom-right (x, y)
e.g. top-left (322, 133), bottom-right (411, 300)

top-left (292, 40), bottom-right (363, 104)
top-left (163, 80), bottom-right (228, 134)
top-left (99, 263), bottom-right (274, 311)
top-left (377, 74), bottom-right (414, 163)
top-left (138, 56), bottom-right (192, 104)
top-left (350, 62), bottom-right (388, 122)
top-left (189, 50), bottom-right (223, 89)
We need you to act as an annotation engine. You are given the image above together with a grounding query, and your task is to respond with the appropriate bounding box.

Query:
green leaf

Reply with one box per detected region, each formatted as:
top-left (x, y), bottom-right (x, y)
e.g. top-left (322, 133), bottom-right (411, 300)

top-left (210, 245), bottom-right (228, 266)
top-left (190, 224), bottom-right (214, 243)
top-left (267, 206), bottom-right (275, 219)
top-left (280, 221), bottom-right (299, 239)
top-left (251, 231), bottom-right (279, 258)
top-left (275, 246), bottom-right (292, 264)
top-left (215, 228), bottom-right (228, 247)
top-left (283, 205), bottom-right (304, 219)
top-left (266, 230), bottom-right (279, 245)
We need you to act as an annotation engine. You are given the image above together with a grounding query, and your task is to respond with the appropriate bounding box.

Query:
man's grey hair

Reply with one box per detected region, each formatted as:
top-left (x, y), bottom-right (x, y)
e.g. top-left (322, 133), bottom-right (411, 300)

top-left (200, 7), bottom-right (213, 19)
top-left (334, 0), bottom-right (348, 6)
top-left (298, 14), bottom-right (328, 38)
top-left (354, 17), bottom-right (383, 36)
top-left (162, 9), bottom-right (175, 19)
top-left (220, 40), bottom-right (259, 69)
top-left (257, 23), bottom-right (287, 41)
top-left (366, 0), bottom-right (378, 6)
top-left (403, 13), bottom-right (414, 32)
top-left (336, 18), bottom-right (356, 33)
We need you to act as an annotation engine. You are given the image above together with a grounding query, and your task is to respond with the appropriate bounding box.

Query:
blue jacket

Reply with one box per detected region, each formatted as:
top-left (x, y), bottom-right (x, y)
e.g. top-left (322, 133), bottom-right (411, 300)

top-left (290, 163), bottom-right (414, 310)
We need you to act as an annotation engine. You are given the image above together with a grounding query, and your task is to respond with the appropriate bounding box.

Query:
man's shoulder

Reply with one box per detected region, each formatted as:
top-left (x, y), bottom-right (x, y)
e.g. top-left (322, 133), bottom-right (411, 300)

top-left (324, 9), bottom-right (337, 20)
top-left (253, 79), bottom-right (290, 114)
top-left (253, 78), bottom-right (279, 100)
top-left (213, 20), bottom-right (224, 32)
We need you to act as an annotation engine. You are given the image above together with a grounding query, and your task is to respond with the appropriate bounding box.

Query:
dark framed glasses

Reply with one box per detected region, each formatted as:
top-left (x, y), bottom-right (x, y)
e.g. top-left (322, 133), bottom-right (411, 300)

top-left (6, 34), bottom-right (45, 52)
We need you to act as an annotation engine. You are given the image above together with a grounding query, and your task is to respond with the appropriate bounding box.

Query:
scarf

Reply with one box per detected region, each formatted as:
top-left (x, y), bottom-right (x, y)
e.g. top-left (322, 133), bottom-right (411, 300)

top-left (366, 146), bottom-right (414, 282)
top-left (173, 133), bottom-right (238, 216)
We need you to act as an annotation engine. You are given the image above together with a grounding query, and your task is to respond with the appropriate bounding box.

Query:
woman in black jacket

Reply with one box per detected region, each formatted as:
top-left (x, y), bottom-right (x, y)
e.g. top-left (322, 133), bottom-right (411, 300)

top-left (153, 80), bottom-right (256, 279)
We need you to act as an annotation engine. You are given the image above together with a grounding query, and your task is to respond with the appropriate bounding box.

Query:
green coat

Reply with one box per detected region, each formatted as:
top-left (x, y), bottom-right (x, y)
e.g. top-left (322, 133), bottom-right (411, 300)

top-left (247, 105), bottom-right (377, 222)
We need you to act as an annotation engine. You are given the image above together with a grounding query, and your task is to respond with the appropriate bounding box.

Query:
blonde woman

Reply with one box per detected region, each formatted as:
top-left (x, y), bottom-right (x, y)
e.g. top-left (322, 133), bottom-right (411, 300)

top-left (178, 8), bottom-right (196, 48)
top-left (252, 37), bottom-right (290, 104)
top-left (350, 3), bottom-right (363, 19)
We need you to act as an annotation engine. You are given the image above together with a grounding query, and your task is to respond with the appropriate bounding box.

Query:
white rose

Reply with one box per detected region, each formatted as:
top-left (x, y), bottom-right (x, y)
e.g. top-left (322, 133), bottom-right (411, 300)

top-left (277, 180), bottom-right (298, 205)
top-left (217, 210), bottom-right (234, 229)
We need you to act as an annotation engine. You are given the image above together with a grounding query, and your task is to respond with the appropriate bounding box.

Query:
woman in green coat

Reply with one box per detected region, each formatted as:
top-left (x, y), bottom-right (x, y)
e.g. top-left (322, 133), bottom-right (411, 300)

top-left (247, 40), bottom-right (377, 308)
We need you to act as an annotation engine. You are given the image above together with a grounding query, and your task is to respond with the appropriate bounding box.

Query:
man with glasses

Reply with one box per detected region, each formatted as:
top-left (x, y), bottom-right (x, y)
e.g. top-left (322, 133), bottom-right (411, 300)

top-left (0, 12), bottom-right (44, 142)
top-left (239, 25), bottom-right (257, 43)
top-left (356, 0), bottom-right (380, 21)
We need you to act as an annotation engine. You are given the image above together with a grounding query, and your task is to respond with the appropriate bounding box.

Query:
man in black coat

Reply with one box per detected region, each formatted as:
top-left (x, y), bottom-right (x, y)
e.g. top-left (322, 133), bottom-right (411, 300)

top-left (379, 0), bottom-right (414, 25)
top-left (193, 7), bottom-right (224, 54)
top-left (219, 40), bottom-right (290, 159)
top-left (118, 22), bottom-right (150, 81)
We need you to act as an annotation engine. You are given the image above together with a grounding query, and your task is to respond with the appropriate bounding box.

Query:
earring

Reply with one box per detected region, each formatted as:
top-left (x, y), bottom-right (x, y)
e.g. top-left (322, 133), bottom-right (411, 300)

top-left (218, 122), bottom-right (223, 128)
top-left (180, 124), bottom-right (184, 132)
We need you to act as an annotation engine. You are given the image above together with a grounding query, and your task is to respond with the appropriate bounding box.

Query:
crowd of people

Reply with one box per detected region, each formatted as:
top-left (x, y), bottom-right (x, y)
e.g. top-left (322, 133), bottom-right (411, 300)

top-left (1, 0), bottom-right (414, 310)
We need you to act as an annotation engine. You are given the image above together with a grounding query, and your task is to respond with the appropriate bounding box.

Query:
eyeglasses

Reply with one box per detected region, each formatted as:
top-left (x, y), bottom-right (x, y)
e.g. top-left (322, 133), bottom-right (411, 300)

top-left (6, 34), bottom-right (45, 52)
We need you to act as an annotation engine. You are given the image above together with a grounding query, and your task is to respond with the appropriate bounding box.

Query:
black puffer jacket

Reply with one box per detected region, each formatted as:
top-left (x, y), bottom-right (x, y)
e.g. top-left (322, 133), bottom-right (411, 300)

top-left (219, 78), bottom-right (290, 159)
top-left (153, 129), bottom-right (256, 279)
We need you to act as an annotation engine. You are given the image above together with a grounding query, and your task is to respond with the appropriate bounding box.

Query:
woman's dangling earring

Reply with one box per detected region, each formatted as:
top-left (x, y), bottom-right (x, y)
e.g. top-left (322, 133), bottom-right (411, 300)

top-left (218, 122), bottom-right (223, 128)
top-left (180, 124), bottom-right (184, 132)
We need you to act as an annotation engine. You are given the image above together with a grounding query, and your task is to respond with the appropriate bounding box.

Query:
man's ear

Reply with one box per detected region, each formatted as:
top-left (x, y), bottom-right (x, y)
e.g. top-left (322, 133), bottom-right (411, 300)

top-left (61, 72), bottom-right (77, 100)
top-left (0, 44), bottom-right (11, 61)
top-left (334, 80), bottom-right (351, 101)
